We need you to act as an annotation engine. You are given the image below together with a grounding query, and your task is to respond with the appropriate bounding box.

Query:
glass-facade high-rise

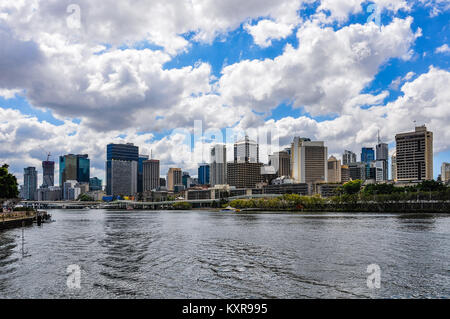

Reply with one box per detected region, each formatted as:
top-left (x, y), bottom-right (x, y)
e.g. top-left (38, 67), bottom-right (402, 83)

top-left (198, 163), bottom-right (210, 185)
top-left (89, 177), bottom-right (103, 191)
top-left (361, 147), bottom-right (375, 163)
top-left (23, 167), bottom-right (38, 200)
top-left (59, 154), bottom-right (89, 186)
top-left (361, 147), bottom-right (375, 179)
top-left (77, 155), bottom-right (90, 183)
top-left (138, 155), bottom-right (149, 193)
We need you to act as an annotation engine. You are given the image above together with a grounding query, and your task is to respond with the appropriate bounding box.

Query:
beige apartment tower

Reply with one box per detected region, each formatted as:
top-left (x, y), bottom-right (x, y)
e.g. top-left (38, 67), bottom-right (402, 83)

top-left (143, 159), bottom-right (160, 191)
top-left (291, 138), bottom-right (328, 183)
top-left (395, 126), bottom-right (433, 181)
top-left (167, 168), bottom-right (182, 191)
top-left (327, 156), bottom-right (342, 183)
top-left (442, 162), bottom-right (450, 183)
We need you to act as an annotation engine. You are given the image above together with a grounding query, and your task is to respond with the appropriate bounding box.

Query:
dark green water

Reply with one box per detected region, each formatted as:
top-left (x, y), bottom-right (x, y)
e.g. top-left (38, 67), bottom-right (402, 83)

top-left (0, 209), bottom-right (449, 298)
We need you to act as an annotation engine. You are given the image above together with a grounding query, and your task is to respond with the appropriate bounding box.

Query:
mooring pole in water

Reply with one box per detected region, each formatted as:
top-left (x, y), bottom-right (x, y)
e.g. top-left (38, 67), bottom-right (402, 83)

top-left (22, 222), bottom-right (25, 258)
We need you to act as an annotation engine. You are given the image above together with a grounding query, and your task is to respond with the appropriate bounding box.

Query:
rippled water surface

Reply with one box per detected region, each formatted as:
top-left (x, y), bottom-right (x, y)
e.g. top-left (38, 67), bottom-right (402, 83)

top-left (0, 209), bottom-right (449, 298)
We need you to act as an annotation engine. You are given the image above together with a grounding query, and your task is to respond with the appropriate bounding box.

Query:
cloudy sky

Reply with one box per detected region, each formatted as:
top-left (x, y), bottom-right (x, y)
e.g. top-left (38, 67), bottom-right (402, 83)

top-left (0, 0), bottom-right (449, 185)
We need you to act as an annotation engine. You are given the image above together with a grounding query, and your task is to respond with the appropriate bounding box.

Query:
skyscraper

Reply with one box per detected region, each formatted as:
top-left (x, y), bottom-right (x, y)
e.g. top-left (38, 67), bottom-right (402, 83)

top-left (23, 167), bottom-right (37, 200)
top-left (395, 126), bottom-right (433, 181)
top-left (77, 155), bottom-right (90, 184)
top-left (361, 147), bottom-right (375, 180)
top-left (210, 144), bottom-right (227, 186)
top-left (167, 168), bottom-right (182, 191)
top-left (198, 163), bottom-right (210, 185)
top-left (106, 143), bottom-right (139, 196)
top-left (143, 159), bottom-right (160, 191)
top-left (376, 133), bottom-right (389, 181)
top-left (348, 162), bottom-right (366, 181)
top-left (327, 156), bottom-right (341, 183)
top-left (234, 135), bottom-right (259, 163)
top-left (291, 138), bottom-right (327, 183)
top-left (441, 162), bottom-right (450, 183)
top-left (138, 154), bottom-right (149, 193)
top-left (341, 165), bottom-right (350, 183)
top-left (59, 154), bottom-right (90, 186)
top-left (361, 147), bottom-right (375, 163)
top-left (89, 177), bottom-right (103, 191)
top-left (269, 150), bottom-right (291, 177)
top-left (109, 160), bottom-right (138, 196)
top-left (227, 162), bottom-right (263, 188)
top-left (42, 160), bottom-right (55, 188)
top-left (391, 152), bottom-right (397, 181)
top-left (342, 150), bottom-right (357, 165)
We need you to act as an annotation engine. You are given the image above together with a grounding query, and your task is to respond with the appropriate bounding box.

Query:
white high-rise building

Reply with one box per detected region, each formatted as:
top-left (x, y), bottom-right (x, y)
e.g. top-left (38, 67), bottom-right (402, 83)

top-left (210, 144), bottom-right (227, 186)
top-left (234, 136), bottom-right (259, 163)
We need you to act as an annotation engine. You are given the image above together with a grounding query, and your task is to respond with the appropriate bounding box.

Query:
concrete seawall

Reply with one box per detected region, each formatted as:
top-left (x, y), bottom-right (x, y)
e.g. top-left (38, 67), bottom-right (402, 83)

top-left (0, 212), bottom-right (36, 230)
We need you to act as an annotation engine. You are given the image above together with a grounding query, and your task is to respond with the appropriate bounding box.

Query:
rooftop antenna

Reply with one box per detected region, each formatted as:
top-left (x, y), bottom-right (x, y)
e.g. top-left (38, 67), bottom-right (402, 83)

top-left (377, 129), bottom-right (381, 144)
top-left (150, 149), bottom-right (153, 159)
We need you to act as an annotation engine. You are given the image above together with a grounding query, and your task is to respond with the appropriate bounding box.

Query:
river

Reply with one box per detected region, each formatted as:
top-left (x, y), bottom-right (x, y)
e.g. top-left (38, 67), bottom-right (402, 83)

top-left (0, 209), bottom-right (449, 298)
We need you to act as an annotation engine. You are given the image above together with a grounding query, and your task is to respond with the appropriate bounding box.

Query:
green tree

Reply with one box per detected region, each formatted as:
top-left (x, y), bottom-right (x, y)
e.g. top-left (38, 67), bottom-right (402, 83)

top-left (78, 193), bottom-right (94, 201)
top-left (0, 164), bottom-right (19, 199)
top-left (342, 180), bottom-right (362, 195)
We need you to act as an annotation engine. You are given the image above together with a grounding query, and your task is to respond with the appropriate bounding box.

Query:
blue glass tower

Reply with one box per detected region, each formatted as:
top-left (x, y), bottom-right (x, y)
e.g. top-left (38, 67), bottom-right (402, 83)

top-left (77, 155), bottom-right (90, 183)
top-left (361, 147), bottom-right (375, 179)
top-left (198, 163), bottom-right (210, 185)
top-left (361, 147), bottom-right (375, 163)
top-left (138, 155), bottom-right (149, 193)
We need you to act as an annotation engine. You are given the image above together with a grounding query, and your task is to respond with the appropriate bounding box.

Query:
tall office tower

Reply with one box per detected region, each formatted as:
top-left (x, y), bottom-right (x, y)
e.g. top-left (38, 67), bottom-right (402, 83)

top-left (391, 152), bottom-right (397, 181)
top-left (441, 162), bottom-right (450, 183)
top-left (59, 154), bottom-right (90, 185)
top-left (138, 154), bottom-right (149, 193)
top-left (361, 147), bottom-right (375, 180)
top-left (341, 165), bottom-right (350, 183)
top-left (348, 162), bottom-right (366, 181)
top-left (89, 177), bottom-right (103, 191)
top-left (106, 143), bottom-right (139, 196)
top-left (327, 156), bottom-right (342, 183)
top-left (227, 162), bottom-right (263, 189)
top-left (342, 150), bottom-right (357, 165)
top-left (42, 160), bottom-right (55, 188)
top-left (376, 134), bottom-right (389, 181)
top-left (160, 177), bottom-right (166, 187)
top-left (167, 168), bottom-right (182, 191)
top-left (395, 125), bottom-right (433, 181)
top-left (23, 167), bottom-right (37, 200)
top-left (361, 147), bottom-right (375, 163)
top-left (143, 159), bottom-right (160, 191)
top-left (198, 163), bottom-right (210, 185)
top-left (182, 172), bottom-right (191, 188)
top-left (109, 160), bottom-right (138, 196)
top-left (210, 144), bottom-right (227, 186)
top-left (370, 161), bottom-right (384, 182)
top-left (291, 137), bottom-right (327, 183)
top-left (269, 150), bottom-right (291, 177)
top-left (234, 135), bottom-right (259, 163)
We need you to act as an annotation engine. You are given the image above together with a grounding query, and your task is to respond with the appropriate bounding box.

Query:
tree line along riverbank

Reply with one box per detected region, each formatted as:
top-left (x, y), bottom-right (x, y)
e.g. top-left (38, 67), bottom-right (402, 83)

top-left (169, 180), bottom-right (450, 213)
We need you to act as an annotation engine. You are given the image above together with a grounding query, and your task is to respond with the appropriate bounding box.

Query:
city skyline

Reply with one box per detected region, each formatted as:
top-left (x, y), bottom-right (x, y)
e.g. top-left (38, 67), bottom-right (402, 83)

top-left (1, 1), bottom-right (449, 186)
top-left (16, 126), bottom-right (441, 193)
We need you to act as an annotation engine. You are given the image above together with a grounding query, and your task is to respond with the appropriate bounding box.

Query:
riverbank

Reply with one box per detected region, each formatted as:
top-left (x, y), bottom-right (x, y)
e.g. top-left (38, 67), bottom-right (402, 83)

top-left (0, 211), bottom-right (36, 230)
top-left (0, 210), bottom-right (51, 230)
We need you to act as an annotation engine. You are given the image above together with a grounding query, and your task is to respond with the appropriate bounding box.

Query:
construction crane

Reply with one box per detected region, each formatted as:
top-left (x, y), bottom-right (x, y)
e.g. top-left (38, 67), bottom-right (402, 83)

top-left (38, 145), bottom-right (52, 162)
